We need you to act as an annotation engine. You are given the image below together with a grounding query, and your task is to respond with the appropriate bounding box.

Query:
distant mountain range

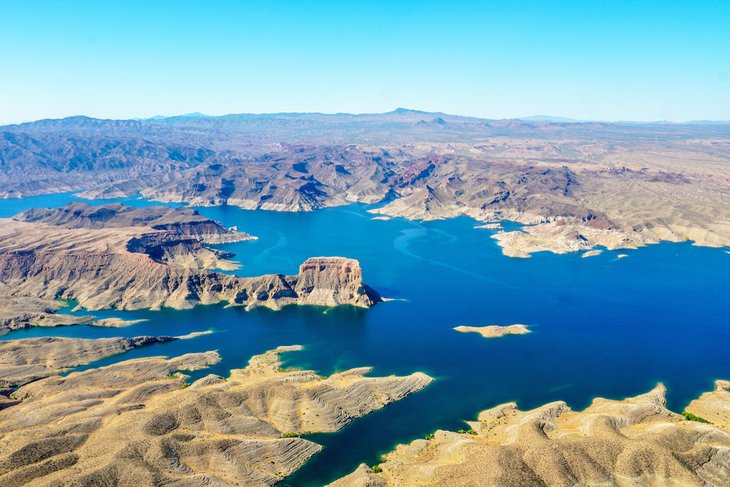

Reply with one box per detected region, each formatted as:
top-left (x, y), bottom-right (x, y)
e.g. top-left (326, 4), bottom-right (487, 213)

top-left (7, 109), bottom-right (729, 133)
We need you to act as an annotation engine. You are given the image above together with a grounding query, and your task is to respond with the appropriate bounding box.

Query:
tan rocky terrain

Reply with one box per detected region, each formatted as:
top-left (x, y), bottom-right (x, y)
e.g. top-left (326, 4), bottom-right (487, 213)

top-left (0, 208), bottom-right (380, 312)
top-left (331, 383), bottom-right (730, 487)
top-left (2, 112), bottom-right (729, 257)
top-left (454, 324), bottom-right (530, 339)
top-left (0, 335), bottom-right (177, 388)
top-left (0, 345), bottom-right (433, 486)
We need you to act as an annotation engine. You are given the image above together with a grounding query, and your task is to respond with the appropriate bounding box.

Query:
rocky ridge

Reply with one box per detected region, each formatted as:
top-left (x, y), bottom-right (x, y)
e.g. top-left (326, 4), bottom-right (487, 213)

top-left (0, 335), bottom-right (178, 388)
top-left (0, 295), bottom-right (150, 335)
top-left (0, 295), bottom-right (94, 335)
top-left (0, 345), bottom-right (433, 486)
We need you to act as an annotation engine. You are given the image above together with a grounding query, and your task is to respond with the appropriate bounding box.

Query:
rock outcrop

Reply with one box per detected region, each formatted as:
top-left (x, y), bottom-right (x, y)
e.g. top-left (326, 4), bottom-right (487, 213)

top-left (331, 383), bottom-right (730, 486)
top-left (0, 215), bottom-right (380, 311)
top-left (0, 346), bottom-right (433, 486)
top-left (0, 335), bottom-right (177, 388)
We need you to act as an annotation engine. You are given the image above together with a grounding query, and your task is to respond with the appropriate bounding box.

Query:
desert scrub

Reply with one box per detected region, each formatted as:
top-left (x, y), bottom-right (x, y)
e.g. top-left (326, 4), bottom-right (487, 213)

top-left (281, 431), bottom-right (314, 438)
top-left (457, 429), bottom-right (478, 435)
top-left (682, 411), bottom-right (711, 423)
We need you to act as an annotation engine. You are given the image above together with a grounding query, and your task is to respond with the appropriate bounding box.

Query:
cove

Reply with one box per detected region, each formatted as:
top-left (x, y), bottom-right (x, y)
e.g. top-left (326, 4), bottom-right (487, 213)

top-left (1, 195), bottom-right (729, 486)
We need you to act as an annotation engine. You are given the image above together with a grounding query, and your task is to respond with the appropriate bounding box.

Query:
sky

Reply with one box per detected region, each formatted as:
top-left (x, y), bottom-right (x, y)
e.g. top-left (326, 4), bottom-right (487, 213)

top-left (1, 0), bottom-right (729, 124)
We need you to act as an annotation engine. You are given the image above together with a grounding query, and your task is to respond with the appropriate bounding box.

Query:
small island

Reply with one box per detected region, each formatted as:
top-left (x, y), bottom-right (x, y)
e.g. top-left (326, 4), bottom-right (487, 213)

top-left (582, 249), bottom-right (603, 258)
top-left (453, 324), bottom-right (530, 339)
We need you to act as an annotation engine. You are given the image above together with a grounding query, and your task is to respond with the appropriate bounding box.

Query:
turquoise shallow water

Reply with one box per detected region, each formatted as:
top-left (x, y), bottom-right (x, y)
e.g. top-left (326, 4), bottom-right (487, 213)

top-left (2, 194), bottom-right (730, 485)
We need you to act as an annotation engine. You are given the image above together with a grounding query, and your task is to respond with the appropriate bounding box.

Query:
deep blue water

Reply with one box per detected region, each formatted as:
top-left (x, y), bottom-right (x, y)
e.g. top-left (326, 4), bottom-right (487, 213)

top-left (2, 194), bottom-right (729, 486)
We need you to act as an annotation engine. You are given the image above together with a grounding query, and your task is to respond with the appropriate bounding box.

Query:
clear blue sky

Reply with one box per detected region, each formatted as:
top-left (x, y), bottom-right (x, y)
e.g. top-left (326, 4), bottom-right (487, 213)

top-left (1, 0), bottom-right (729, 123)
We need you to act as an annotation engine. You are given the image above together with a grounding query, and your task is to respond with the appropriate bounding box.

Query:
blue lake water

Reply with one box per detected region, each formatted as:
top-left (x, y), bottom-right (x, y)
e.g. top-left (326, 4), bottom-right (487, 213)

top-left (2, 193), bottom-right (729, 485)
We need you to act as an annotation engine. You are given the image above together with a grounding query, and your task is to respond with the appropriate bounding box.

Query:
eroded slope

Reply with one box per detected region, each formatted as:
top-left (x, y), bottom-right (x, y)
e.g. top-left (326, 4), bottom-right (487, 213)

top-left (0, 346), bottom-right (433, 486)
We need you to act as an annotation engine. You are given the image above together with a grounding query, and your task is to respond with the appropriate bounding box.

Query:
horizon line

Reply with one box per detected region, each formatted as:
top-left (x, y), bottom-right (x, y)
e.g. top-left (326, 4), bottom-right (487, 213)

top-left (3, 108), bottom-right (730, 127)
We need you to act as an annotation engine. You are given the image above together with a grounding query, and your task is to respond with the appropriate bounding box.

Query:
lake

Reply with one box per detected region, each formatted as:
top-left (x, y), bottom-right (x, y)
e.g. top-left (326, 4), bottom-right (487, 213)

top-left (2, 193), bottom-right (729, 485)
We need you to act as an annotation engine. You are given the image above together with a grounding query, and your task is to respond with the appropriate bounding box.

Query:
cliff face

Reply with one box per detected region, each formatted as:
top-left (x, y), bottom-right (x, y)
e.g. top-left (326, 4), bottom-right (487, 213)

top-left (0, 217), bottom-right (379, 312)
top-left (331, 384), bottom-right (730, 487)
top-left (0, 345), bottom-right (432, 486)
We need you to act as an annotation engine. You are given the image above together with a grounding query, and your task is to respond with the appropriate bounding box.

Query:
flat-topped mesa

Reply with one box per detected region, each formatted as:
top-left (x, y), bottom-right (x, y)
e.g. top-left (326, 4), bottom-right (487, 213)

top-left (292, 257), bottom-right (381, 308)
top-left (299, 256), bottom-right (362, 278)
top-left (14, 202), bottom-right (255, 244)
